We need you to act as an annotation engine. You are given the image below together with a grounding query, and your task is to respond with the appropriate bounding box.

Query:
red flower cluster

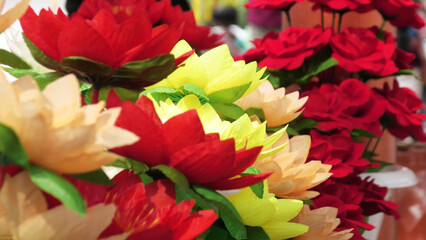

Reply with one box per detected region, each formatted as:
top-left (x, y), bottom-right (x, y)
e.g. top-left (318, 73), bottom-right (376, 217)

top-left (370, 0), bottom-right (425, 29)
top-left (308, 130), bottom-right (371, 178)
top-left (302, 79), bottom-right (387, 135)
top-left (77, 0), bottom-right (223, 51)
top-left (310, 0), bottom-right (371, 12)
top-left (240, 26), bottom-right (331, 70)
top-left (374, 80), bottom-right (426, 141)
top-left (245, 0), bottom-right (306, 11)
top-left (109, 95), bottom-right (270, 190)
top-left (330, 28), bottom-right (399, 76)
top-left (21, 7), bottom-right (180, 69)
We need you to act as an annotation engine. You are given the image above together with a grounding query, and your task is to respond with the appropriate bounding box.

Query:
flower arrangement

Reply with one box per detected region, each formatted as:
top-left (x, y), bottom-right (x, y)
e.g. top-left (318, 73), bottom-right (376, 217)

top-left (0, 0), bottom-right (424, 240)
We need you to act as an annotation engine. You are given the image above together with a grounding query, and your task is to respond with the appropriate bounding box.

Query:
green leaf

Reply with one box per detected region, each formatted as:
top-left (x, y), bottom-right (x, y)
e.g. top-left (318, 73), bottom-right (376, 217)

top-left (141, 87), bottom-right (181, 103)
top-left (292, 118), bottom-right (319, 132)
top-left (60, 56), bottom-right (114, 80)
top-left (85, 87), bottom-right (139, 104)
top-left (0, 123), bottom-right (29, 168)
top-left (242, 167), bottom-right (264, 199)
top-left (217, 202), bottom-right (247, 239)
top-left (208, 82), bottom-right (251, 103)
top-left (298, 57), bottom-right (339, 84)
top-left (351, 128), bottom-right (379, 141)
top-left (302, 199), bottom-right (314, 205)
top-left (3, 68), bottom-right (64, 90)
top-left (245, 107), bottom-right (265, 122)
top-left (246, 226), bottom-right (271, 240)
top-left (193, 185), bottom-right (241, 219)
top-left (23, 35), bottom-right (60, 70)
top-left (69, 169), bottom-right (113, 186)
top-left (28, 165), bottom-right (86, 215)
top-left (108, 158), bottom-right (150, 174)
top-left (175, 185), bottom-right (213, 210)
top-left (152, 165), bottom-right (189, 192)
top-left (139, 173), bottom-right (154, 184)
top-left (365, 160), bottom-right (393, 173)
top-left (211, 103), bottom-right (245, 121)
top-left (206, 225), bottom-right (235, 240)
top-left (0, 49), bottom-right (31, 69)
top-left (178, 84), bottom-right (208, 100)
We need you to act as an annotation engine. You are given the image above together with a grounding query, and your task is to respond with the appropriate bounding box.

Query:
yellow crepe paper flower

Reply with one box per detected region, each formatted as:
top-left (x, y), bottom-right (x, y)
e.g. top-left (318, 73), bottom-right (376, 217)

top-left (0, 72), bottom-right (138, 173)
top-left (255, 132), bottom-right (332, 200)
top-left (0, 0), bottom-right (30, 33)
top-left (291, 205), bottom-right (354, 240)
top-left (226, 183), bottom-right (308, 240)
top-left (235, 80), bottom-right (308, 127)
top-left (148, 40), bottom-right (265, 101)
top-left (151, 94), bottom-right (286, 160)
top-left (0, 172), bottom-right (129, 240)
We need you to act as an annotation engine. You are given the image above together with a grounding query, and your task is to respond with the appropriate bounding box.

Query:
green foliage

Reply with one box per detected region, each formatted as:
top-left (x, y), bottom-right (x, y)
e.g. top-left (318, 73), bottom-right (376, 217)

top-left (0, 49), bottom-right (31, 69)
top-left (246, 226), bottom-right (271, 240)
top-left (208, 82), bottom-right (251, 103)
top-left (152, 165), bottom-right (190, 193)
top-left (23, 35), bottom-right (60, 70)
top-left (0, 123), bottom-right (29, 168)
top-left (242, 167), bottom-right (264, 199)
top-left (69, 169), bottom-right (113, 186)
top-left (4, 68), bottom-right (64, 90)
top-left (211, 103), bottom-right (246, 121)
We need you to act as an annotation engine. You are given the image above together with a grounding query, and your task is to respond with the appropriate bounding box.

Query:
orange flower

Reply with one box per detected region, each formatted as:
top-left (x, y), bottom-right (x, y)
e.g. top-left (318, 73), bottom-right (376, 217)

top-left (291, 205), bottom-right (354, 240)
top-left (235, 80), bottom-right (308, 127)
top-left (255, 133), bottom-right (332, 199)
top-left (0, 72), bottom-right (138, 173)
top-left (0, 172), bottom-right (129, 240)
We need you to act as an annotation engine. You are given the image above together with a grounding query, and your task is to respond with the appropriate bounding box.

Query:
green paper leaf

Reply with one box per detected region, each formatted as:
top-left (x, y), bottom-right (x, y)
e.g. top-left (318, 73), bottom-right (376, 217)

top-left (292, 118), bottom-right (319, 132)
top-left (85, 87), bottom-right (139, 104)
top-left (178, 84), bottom-right (208, 103)
top-left (246, 226), bottom-right (271, 240)
top-left (242, 167), bottom-right (264, 199)
top-left (208, 82), bottom-right (251, 103)
top-left (28, 165), bottom-right (86, 215)
top-left (23, 35), bottom-right (60, 70)
top-left (69, 169), bottom-right (113, 186)
top-left (0, 123), bottom-right (29, 168)
top-left (298, 57), bottom-right (339, 84)
top-left (108, 158), bottom-right (150, 174)
top-left (193, 185), bottom-right (241, 219)
top-left (0, 49), bottom-right (31, 69)
top-left (60, 56), bottom-right (114, 80)
top-left (351, 128), bottom-right (379, 141)
top-left (206, 225), bottom-right (235, 240)
top-left (139, 173), bottom-right (154, 184)
top-left (141, 87), bottom-right (181, 103)
top-left (245, 107), bottom-right (265, 122)
top-left (302, 199), bottom-right (314, 205)
top-left (175, 185), bottom-right (213, 211)
top-left (211, 103), bottom-right (245, 121)
top-left (152, 165), bottom-right (189, 192)
top-left (3, 68), bottom-right (64, 90)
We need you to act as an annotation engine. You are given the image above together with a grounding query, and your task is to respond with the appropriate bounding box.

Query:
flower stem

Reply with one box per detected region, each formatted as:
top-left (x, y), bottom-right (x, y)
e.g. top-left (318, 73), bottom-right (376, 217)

top-left (285, 9), bottom-right (292, 27)
top-left (332, 11), bottom-right (336, 32)
top-left (321, 6), bottom-right (325, 31)
top-left (337, 13), bottom-right (344, 33)
top-left (92, 87), bottom-right (100, 104)
top-left (377, 20), bottom-right (387, 40)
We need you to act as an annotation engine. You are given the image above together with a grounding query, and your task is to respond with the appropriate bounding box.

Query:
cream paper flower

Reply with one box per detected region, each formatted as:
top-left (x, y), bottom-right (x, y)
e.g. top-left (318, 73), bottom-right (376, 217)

top-left (235, 80), bottom-right (308, 127)
top-left (0, 171), bottom-right (129, 240)
top-left (255, 132), bottom-right (332, 199)
top-left (292, 205), bottom-right (354, 240)
top-left (0, 0), bottom-right (29, 32)
top-left (0, 72), bottom-right (138, 173)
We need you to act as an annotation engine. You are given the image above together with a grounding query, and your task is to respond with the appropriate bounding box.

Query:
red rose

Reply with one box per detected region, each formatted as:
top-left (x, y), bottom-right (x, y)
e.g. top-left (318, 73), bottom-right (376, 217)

top-left (371, 0), bottom-right (425, 29)
top-left (302, 79), bottom-right (387, 135)
top-left (331, 28), bottom-right (398, 76)
top-left (310, 0), bottom-right (371, 12)
top-left (374, 80), bottom-right (426, 141)
top-left (77, 0), bottom-right (223, 51)
top-left (256, 26), bottom-right (332, 70)
top-left (245, 0), bottom-right (306, 11)
top-left (308, 130), bottom-right (371, 178)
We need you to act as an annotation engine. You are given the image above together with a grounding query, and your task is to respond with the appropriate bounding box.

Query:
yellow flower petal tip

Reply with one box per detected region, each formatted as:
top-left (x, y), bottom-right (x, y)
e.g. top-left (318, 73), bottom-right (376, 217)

top-left (227, 184), bottom-right (308, 240)
top-left (235, 80), bottom-right (308, 127)
top-left (0, 72), bottom-right (139, 174)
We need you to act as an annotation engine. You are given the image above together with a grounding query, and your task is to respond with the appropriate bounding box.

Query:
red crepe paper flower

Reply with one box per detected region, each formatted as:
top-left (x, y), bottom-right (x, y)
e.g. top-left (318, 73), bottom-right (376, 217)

top-left (302, 79), bottom-right (387, 135)
top-left (245, 0), bottom-right (306, 11)
top-left (77, 0), bottom-right (223, 51)
top-left (310, 0), bottom-right (371, 12)
top-left (370, 0), bottom-right (425, 29)
top-left (330, 28), bottom-right (398, 76)
top-left (21, 7), bottom-right (180, 70)
top-left (248, 26), bottom-right (331, 70)
top-left (308, 130), bottom-right (371, 178)
top-left (109, 95), bottom-right (270, 190)
top-left (374, 80), bottom-right (426, 141)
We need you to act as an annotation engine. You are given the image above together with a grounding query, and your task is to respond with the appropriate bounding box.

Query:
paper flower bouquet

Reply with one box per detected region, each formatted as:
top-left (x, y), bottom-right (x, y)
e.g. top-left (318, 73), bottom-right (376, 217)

top-left (0, 0), bottom-right (425, 239)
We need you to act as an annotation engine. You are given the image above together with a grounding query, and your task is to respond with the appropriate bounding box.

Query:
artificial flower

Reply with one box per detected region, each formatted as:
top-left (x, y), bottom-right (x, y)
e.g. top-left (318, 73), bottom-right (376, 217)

top-left (255, 132), bottom-right (332, 199)
top-left (308, 130), bottom-right (371, 178)
top-left (370, 0), bottom-right (425, 29)
top-left (235, 80), bottom-right (308, 127)
top-left (148, 40), bottom-right (265, 100)
top-left (236, 31), bottom-right (277, 64)
top-left (249, 26), bottom-right (332, 70)
top-left (110, 96), bottom-right (270, 190)
top-left (0, 171), bottom-right (126, 240)
top-left (330, 28), bottom-right (399, 76)
top-left (310, 0), bottom-right (371, 12)
top-left (226, 183), bottom-right (309, 240)
top-left (244, 0), bottom-right (306, 11)
top-left (0, 0), bottom-right (29, 33)
top-left (99, 172), bottom-right (217, 240)
top-left (374, 80), bottom-right (426, 141)
top-left (150, 94), bottom-right (287, 160)
top-left (302, 79), bottom-right (387, 136)
top-left (20, 7), bottom-right (181, 89)
top-left (77, 0), bottom-right (223, 51)
top-left (0, 73), bottom-right (138, 173)
top-left (291, 205), bottom-right (354, 240)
